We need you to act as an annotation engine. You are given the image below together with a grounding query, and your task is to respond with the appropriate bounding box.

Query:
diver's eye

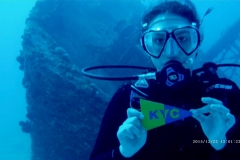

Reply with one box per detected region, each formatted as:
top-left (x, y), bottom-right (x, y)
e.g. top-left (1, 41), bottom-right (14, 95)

top-left (154, 38), bottom-right (165, 44)
top-left (178, 36), bottom-right (188, 42)
top-left (151, 32), bottom-right (166, 45)
top-left (175, 31), bottom-right (190, 43)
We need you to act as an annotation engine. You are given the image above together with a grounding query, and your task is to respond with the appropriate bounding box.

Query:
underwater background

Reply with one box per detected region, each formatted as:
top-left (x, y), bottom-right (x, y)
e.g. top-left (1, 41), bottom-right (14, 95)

top-left (0, 0), bottom-right (240, 160)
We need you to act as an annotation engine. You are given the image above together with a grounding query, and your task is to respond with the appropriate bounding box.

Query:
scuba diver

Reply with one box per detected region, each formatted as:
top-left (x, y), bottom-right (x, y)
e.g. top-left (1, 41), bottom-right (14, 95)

top-left (88, 0), bottom-right (240, 159)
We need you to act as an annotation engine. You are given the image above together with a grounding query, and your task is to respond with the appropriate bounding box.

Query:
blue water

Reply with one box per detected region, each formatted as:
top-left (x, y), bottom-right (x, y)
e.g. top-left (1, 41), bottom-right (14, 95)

top-left (0, 1), bottom-right (36, 159)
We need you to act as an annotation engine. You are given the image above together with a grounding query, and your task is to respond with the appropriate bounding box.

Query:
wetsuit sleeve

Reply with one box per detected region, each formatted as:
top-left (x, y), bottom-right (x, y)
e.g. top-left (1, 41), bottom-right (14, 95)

top-left (89, 83), bottom-right (133, 160)
top-left (214, 83), bottom-right (240, 159)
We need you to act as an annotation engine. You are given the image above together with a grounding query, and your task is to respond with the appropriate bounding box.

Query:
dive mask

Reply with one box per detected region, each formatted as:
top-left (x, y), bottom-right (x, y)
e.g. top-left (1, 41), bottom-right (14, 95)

top-left (141, 26), bottom-right (201, 58)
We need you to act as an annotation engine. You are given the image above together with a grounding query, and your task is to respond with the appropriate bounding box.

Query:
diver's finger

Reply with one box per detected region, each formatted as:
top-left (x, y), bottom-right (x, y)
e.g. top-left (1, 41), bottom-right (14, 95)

top-left (210, 104), bottom-right (230, 114)
top-left (128, 124), bottom-right (141, 138)
top-left (191, 105), bottom-right (214, 115)
top-left (226, 113), bottom-right (236, 128)
top-left (127, 108), bottom-right (144, 119)
top-left (124, 116), bottom-right (142, 128)
top-left (201, 97), bottom-right (223, 105)
top-left (118, 123), bottom-right (141, 139)
top-left (118, 126), bottom-right (135, 139)
top-left (191, 111), bottom-right (207, 123)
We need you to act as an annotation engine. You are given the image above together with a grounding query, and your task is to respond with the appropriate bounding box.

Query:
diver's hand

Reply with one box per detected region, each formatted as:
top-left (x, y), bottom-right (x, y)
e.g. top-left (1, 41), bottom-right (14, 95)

top-left (190, 97), bottom-right (235, 150)
top-left (117, 108), bottom-right (147, 157)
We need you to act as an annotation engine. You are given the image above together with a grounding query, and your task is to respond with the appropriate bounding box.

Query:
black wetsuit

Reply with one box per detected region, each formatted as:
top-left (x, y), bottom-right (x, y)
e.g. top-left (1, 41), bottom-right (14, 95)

top-left (89, 76), bottom-right (240, 160)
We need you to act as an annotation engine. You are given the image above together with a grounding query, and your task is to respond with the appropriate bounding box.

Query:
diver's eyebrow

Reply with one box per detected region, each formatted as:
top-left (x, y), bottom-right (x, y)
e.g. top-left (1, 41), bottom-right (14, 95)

top-left (175, 30), bottom-right (189, 34)
top-left (175, 31), bottom-right (190, 36)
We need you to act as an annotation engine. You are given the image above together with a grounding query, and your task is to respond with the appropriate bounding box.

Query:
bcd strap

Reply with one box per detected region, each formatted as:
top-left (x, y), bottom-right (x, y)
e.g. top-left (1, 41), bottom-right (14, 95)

top-left (130, 79), bottom-right (150, 109)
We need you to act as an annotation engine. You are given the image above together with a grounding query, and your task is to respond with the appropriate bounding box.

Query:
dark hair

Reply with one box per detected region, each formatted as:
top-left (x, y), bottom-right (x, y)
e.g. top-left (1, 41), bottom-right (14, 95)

top-left (141, 1), bottom-right (200, 33)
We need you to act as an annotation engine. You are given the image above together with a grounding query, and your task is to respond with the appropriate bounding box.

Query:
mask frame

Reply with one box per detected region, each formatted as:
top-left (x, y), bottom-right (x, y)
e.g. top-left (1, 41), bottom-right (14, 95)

top-left (141, 25), bottom-right (201, 58)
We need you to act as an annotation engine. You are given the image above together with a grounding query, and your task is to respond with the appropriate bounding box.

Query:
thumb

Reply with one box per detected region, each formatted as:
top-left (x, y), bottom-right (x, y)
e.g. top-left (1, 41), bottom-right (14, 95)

top-left (190, 109), bottom-right (206, 123)
top-left (127, 108), bottom-right (144, 120)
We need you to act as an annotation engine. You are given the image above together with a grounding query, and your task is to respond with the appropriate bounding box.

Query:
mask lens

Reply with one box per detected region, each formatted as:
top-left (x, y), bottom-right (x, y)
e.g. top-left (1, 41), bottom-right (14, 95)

top-left (144, 31), bottom-right (167, 57)
top-left (174, 28), bottom-right (198, 54)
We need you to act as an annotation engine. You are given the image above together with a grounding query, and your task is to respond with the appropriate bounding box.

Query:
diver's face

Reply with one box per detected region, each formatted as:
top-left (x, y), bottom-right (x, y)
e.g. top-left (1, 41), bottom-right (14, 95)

top-left (145, 13), bottom-right (198, 71)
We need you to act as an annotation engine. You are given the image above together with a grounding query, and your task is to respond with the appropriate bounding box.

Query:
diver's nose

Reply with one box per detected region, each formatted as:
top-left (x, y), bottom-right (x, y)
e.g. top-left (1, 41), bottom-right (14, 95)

top-left (162, 38), bottom-right (179, 57)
